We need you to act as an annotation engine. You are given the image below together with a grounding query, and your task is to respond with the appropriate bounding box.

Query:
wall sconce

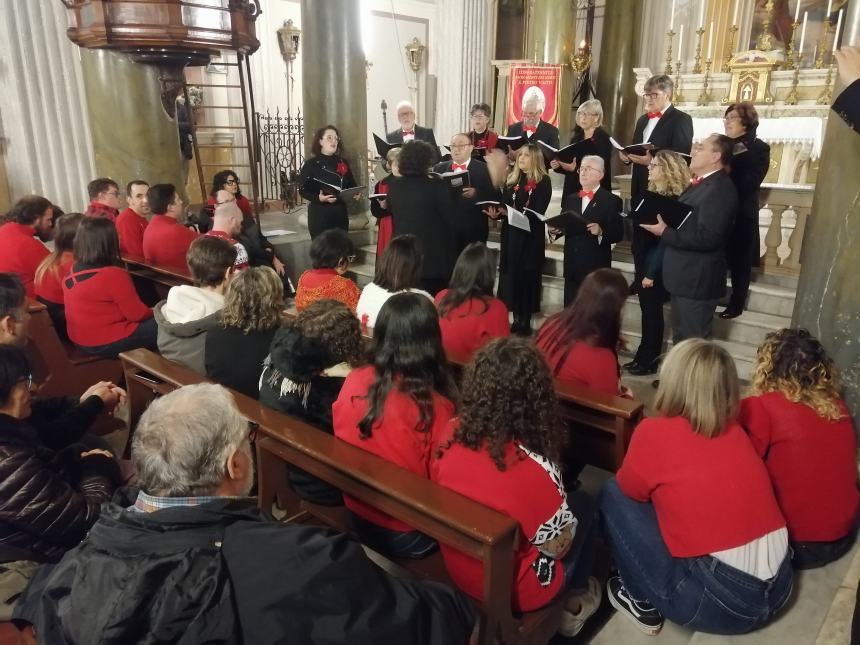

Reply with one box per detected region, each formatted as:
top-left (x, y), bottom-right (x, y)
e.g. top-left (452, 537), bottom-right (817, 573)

top-left (405, 37), bottom-right (425, 72)
top-left (277, 19), bottom-right (301, 63)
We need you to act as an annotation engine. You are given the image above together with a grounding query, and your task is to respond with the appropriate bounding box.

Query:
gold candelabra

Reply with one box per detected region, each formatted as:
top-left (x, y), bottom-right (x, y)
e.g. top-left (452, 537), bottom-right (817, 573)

top-left (697, 59), bottom-right (712, 106)
top-left (784, 20), bottom-right (800, 70)
top-left (692, 26), bottom-right (705, 74)
top-left (724, 25), bottom-right (738, 71)
top-left (569, 44), bottom-right (592, 75)
top-left (814, 18), bottom-right (832, 69)
top-left (674, 60), bottom-right (684, 103)
top-left (664, 29), bottom-right (675, 75)
top-left (786, 54), bottom-right (803, 105)
top-left (817, 63), bottom-right (835, 104)
top-left (756, 0), bottom-right (776, 51)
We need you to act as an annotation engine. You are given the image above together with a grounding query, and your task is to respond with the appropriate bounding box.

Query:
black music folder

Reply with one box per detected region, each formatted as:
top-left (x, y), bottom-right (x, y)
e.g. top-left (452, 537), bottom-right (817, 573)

top-left (373, 133), bottom-right (402, 158)
top-left (537, 139), bottom-right (596, 164)
top-left (634, 191), bottom-right (694, 229)
top-left (610, 137), bottom-right (657, 157)
top-left (496, 132), bottom-right (531, 152)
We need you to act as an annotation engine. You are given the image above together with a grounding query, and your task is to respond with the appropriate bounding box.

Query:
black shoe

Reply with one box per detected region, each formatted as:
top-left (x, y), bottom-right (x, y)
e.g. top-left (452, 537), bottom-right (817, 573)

top-left (627, 360), bottom-right (658, 376)
top-left (622, 359), bottom-right (641, 370)
top-left (606, 575), bottom-right (664, 636)
top-left (718, 307), bottom-right (742, 319)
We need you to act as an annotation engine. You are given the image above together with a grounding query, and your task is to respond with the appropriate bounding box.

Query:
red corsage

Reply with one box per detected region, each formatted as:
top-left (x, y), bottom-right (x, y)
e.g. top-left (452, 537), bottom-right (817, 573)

top-left (524, 179), bottom-right (537, 193)
top-left (336, 160), bottom-right (348, 176)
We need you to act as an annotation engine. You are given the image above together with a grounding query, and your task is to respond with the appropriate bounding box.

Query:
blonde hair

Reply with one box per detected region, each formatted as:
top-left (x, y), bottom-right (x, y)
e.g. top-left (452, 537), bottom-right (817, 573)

top-left (506, 144), bottom-right (547, 186)
top-left (576, 99), bottom-right (604, 127)
top-left (655, 339), bottom-right (740, 438)
top-left (34, 212), bottom-right (82, 285)
top-left (385, 147), bottom-right (401, 166)
top-left (221, 266), bottom-right (284, 334)
top-left (648, 150), bottom-right (692, 197)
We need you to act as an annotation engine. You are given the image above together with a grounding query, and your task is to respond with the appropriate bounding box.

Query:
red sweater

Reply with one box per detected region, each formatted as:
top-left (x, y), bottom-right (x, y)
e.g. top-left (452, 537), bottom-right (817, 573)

top-left (142, 214), bottom-right (199, 268)
top-left (205, 230), bottom-right (250, 271)
top-left (84, 201), bottom-right (118, 222)
top-left (738, 392), bottom-right (859, 542)
top-left (536, 324), bottom-right (620, 395)
top-left (63, 265), bottom-right (153, 346)
top-left (34, 252), bottom-right (74, 304)
top-left (332, 365), bottom-right (455, 532)
top-left (617, 416), bottom-right (786, 557)
top-left (207, 194), bottom-right (253, 217)
top-left (0, 222), bottom-right (49, 298)
top-left (116, 208), bottom-right (149, 257)
top-left (295, 269), bottom-right (359, 313)
top-left (434, 291), bottom-right (510, 357)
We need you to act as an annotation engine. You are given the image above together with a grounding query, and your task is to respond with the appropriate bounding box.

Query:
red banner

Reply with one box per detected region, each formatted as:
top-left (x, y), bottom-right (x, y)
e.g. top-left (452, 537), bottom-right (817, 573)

top-left (506, 65), bottom-right (562, 127)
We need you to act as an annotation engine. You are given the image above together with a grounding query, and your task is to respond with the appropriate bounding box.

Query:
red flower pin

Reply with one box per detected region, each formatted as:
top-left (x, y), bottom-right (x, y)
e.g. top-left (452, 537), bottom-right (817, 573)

top-left (336, 161), bottom-right (348, 176)
top-left (525, 180), bottom-right (537, 193)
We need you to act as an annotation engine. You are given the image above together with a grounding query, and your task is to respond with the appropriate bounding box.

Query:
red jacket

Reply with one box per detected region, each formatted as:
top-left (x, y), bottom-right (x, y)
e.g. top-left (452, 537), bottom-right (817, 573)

top-left (434, 291), bottom-right (510, 357)
top-left (84, 202), bottom-right (118, 222)
top-left (207, 194), bottom-right (253, 218)
top-left (738, 392), bottom-right (859, 542)
top-left (34, 252), bottom-right (74, 304)
top-left (116, 208), bottom-right (149, 257)
top-left (63, 265), bottom-right (153, 346)
top-left (142, 215), bottom-right (199, 268)
top-left (0, 222), bottom-right (49, 298)
top-left (536, 322), bottom-right (621, 396)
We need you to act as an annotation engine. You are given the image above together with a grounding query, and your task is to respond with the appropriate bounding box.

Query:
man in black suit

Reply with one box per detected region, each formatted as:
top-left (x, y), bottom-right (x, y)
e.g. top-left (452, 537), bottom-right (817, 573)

top-left (433, 133), bottom-right (495, 255)
top-left (387, 100), bottom-right (438, 149)
top-left (506, 96), bottom-right (560, 156)
top-left (555, 155), bottom-right (624, 304)
top-left (641, 134), bottom-right (737, 342)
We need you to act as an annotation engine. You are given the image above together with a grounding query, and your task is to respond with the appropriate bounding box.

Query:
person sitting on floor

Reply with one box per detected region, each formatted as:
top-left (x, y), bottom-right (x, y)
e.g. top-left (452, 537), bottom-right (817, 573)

top-left (33, 212), bottom-right (82, 340)
top-left (600, 339), bottom-right (793, 636)
top-left (295, 227), bottom-right (359, 313)
top-left (154, 236), bottom-right (237, 374)
top-left (738, 328), bottom-right (859, 570)
top-left (333, 292), bottom-right (457, 559)
top-left (435, 242), bottom-right (509, 356)
top-left (432, 336), bottom-right (602, 638)
top-left (356, 234), bottom-right (432, 328)
top-left (13, 382), bottom-right (475, 644)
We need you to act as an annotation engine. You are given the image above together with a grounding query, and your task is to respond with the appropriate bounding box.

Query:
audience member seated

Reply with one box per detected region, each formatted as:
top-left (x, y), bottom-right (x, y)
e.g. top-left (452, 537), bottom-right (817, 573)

top-left (141, 183), bottom-right (199, 268)
top-left (333, 293), bottom-right (456, 558)
top-left (600, 339), bottom-right (792, 636)
top-left (435, 242), bottom-right (510, 356)
top-left (207, 169), bottom-right (253, 217)
top-left (356, 234), bottom-right (432, 328)
top-left (64, 217), bottom-right (157, 358)
top-left (83, 178), bottom-right (120, 222)
top-left (13, 383), bottom-right (475, 643)
top-left (0, 195), bottom-right (54, 298)
top-left (154, 236), bottom-right (236, 374)
top-left (535, 268), bottom-right (630, 396)
top-left (260, 299), bottom-right (364, 505)
top-left (432, 336), bottom-right (601, 637)
top-left (115, 180), bottom-right (150, 257)
top-left (295, 228), bottom-right (359, 312)
top-left (739, 328), bottom-right (859, 570)
top-left (205, 266), bottom-right (284, 398)
top-left (34, 212), bottom-right (82, 340)
top-left (206, 191), bottom-right (250, 271)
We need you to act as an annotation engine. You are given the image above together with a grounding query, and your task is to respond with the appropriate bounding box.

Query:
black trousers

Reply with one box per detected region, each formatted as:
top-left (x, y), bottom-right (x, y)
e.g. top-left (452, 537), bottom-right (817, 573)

top-left (636, 283), bottom-right (668, 365)
top-left (670, 295), bottom-right (718, 342)
top-left (727, 216), bottom-right (760, 311)
top-left (308, 204), bottom-right (348, 239)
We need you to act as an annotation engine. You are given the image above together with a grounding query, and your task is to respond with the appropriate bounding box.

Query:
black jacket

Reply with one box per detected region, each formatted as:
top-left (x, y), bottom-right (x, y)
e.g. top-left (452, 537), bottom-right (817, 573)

top-left (433, 158), bottom-right (495, 246)
top-left (832, 79), bottom-right (860, 134)
top-left (205, 325), bottom-right (278, 399)
top-left (629, 105), bottom-right (694, 205)
top-left (506, 119), bottom-right (560, 150)
top-left (386, 124), bottom-right (438, 148)
top-left (29, 395), bottom-right (104, 452)
top-left (727, 135), bottom-right (770, 221)
top-left (560, 187), bottom-right (624, 282)
top-left (16, 499), bottom-right (475, 644)
top-left (555, 126), bottom-right (614, 198)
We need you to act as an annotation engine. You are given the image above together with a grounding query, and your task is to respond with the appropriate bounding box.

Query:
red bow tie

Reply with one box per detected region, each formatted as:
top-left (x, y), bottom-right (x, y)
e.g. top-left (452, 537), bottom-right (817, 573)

top-left (524, 127), bottom-right (536, 134)
top-left (402, 130), bottom-right (414, 136)
top-left (647, 111), bottom-right (663, 119)
top-left (690, 176), bottom-right (703, 186)
top-left (579, 190), bottom-right (594, 199)
top-left (452, 163), bottom-right (467, 171)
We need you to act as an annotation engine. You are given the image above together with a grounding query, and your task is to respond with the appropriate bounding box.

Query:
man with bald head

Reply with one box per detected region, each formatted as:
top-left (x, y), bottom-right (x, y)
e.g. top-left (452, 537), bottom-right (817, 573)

top-left (205, 190), bottom-right (249, 271)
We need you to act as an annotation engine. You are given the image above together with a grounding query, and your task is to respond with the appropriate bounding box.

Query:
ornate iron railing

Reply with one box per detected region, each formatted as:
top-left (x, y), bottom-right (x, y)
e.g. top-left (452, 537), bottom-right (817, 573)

top-left (255, 109), bottom-right (304, 209)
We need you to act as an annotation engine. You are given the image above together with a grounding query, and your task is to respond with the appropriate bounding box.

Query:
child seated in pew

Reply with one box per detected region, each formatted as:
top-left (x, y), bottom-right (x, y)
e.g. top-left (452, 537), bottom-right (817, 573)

top-left (34, 212), bottom-right (82, 341)
top-left (435, 242), bottom-right (509, 357)
top-left (294, 228), bottom-right (360, 313)
top-left (432, 337), bottom-right (601, 638)
top-left (739, 328), bottom-right (859, 570)
top-left (259, 299), bottom-right (365, 505)
top-left (154, 236), bottom-right (236, 374)
top-left (535, 268), bottom-right (631, 397)
top-left (333, 292), bottom-right (457, 558)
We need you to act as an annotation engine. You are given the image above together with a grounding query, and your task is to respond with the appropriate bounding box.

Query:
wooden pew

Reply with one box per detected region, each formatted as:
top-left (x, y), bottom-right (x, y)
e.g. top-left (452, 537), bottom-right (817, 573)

top-left (118, 348), bottom-right (566, 645)
top-left (122, 254), bottom-right (193, 306)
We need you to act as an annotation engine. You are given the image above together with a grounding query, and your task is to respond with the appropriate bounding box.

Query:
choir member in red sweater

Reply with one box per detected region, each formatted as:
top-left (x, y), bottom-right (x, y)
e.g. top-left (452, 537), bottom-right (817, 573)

top-left (333, 292), bottom-right (457, 558)
top-left (83, 178), bottom-right (121, 222)
top-left (0, 195), bottom-right (54, 298)
top-left (739, 328), bottom-right (859, 569)
top-left (64, 217), bottom-right (157, 358)
top-left (142, 184), bottom-right (199, 268)
top-left (295, 228), bottom-right (359, 313)
top-left (206, 169), bottom-right (253, 218)
top-left (600, 339), bottom-right (792, 636)
top-left (369, 148), bottom-right (401, 259)
top-left (34, 212), bottom-right (82, 340)
top-left (535, 268), bottom-right (630, 397)
top-left (435, 243), bottom-right (509, 357)
top-left (432, 337), bottom-right (601, 638)
top-left (467, 103), bottom-right (499, 152)
top-left (116, 180), bottom-right (150, 257)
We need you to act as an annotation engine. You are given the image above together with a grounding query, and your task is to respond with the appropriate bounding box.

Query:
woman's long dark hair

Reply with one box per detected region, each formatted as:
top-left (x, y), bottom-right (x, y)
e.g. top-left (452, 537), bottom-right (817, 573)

top-left (535, 268), bottom-right (628, 375)
top-left (73, 217), bottom-right (121, 268)
top-left (437, 242), bottom-right (496, 318)
top-left (358, 292), bottom-right (456, 438)
top-left (210, 169), bottom-right (243, 199)
top-left (374, 234), bottom-right (423, 292)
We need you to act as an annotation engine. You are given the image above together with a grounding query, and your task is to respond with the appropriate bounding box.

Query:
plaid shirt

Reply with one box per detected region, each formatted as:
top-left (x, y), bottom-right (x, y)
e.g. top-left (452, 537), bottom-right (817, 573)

top-left (132, 490), bottom-right (253, 513)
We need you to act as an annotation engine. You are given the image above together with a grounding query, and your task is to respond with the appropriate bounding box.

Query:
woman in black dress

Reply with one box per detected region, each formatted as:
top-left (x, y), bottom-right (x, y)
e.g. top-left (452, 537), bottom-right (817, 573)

top-left (299, 125), bottom-right (360, 239)
top-left (485, 144), bottom-right (551, 334)
top-left (550, 99), bottom-right (614, 205)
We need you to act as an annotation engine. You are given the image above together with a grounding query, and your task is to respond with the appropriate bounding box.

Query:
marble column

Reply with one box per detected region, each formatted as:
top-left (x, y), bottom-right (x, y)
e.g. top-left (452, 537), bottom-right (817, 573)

top-left (300, 0), bottom-right (367, 218)
top-left (792, 2), bottom-right (860, 425)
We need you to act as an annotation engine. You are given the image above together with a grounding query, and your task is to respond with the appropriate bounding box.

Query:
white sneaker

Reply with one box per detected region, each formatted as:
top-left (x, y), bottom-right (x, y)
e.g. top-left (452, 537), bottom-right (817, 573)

top-left (558, 576), bottom-right (603, 637)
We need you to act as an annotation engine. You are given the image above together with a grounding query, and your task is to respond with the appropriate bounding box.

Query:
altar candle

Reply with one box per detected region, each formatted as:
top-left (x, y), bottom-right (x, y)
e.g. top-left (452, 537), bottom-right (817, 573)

top-left (798, 12), bottom-right (808, 57)
top-left (732, 0), bottom-right (740, 26)
top-left (678, 25), bottom-right (684, 59)
top-left (669, 0), bottom-right (675, 31)
top-left (698, 1), bottom-right (706, 28)
top-left (707, 21), bottom-right (715, 59)
top-left (793, 0), bottom-right (801, 23)
top-left (832, 9), bottom-right (843, 53)
top-left (826, 0), bottom-right (832, 17)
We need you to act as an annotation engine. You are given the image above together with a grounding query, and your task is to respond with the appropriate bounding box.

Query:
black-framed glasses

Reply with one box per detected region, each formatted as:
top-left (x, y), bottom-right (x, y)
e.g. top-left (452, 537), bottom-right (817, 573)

top-left (346, 254), bottom-right (357, 263)
top-left (225, 179), bottom-right (238, 185)
top-left (247, 421), bottom-right (259, 445)
top-left (642, 92), bottom-right (661, 100)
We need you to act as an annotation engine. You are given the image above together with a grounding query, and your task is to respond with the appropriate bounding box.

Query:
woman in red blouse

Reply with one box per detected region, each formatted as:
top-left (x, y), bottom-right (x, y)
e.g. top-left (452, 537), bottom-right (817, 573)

top-left (34, 212), bottom-right (82, 340)
top-left (207, 169), bottom-right (253, 218)
top-left (369, 148), bottom-right (401, 258)
top-left (432, 337), bottom-right (601, 638)
top-left (435, 242), bottom-right (509, 357)
top-left (535, 268), bottom-right (629, 397)
top-left (739, 328), bottom-right (858, 569)
top-left (294, 228), bottom-right (360, 313)
top-left (333, 292), bottom-right (457, 558)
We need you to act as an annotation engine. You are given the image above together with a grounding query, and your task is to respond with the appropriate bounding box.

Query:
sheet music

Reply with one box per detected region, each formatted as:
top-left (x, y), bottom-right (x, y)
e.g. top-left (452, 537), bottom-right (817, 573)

top-left (506, 205), bottom-right (531, 232)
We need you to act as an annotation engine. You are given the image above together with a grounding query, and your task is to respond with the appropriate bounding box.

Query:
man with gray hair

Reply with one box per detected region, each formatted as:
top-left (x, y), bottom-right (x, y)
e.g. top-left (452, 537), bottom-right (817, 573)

top-left (386, 100), bottom-right (438, 150)
top-left (15, 383), bottom-right (475, 643)
top-left (506, 93), bottom-right (560, 157)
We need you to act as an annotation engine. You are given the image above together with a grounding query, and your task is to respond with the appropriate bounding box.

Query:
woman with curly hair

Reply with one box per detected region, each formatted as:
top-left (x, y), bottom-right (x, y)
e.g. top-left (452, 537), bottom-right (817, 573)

top-left (432, 337), bottom-right (600, 638)
top-left (205, 266), bottom-right (284, 398)
top-left (260, 299), bottom-right (365, 505)
top-left (207, 169), bottom-right (253, 217)
top-left (738, 328), bottom-right (858, 569)
top-left (333, 292), bottom-right (456, 558)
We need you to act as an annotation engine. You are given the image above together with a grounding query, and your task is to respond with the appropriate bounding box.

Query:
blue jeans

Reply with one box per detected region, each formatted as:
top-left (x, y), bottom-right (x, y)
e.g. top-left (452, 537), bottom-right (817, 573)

top-left (350, 513), bottom-right (438, 560)
top-left (77, 317), bottom-right (158, 359)
top-left (599, 477), bottom-right (793, 635)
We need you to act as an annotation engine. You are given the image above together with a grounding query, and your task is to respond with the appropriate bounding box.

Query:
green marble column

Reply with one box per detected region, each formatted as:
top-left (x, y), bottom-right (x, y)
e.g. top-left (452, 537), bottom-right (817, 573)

top-left (300, 0), bottom-right (368, 218)
top-left (79, 49), bottom-right (187, 197)
top-left (792, 3), bottom-right (860, 426)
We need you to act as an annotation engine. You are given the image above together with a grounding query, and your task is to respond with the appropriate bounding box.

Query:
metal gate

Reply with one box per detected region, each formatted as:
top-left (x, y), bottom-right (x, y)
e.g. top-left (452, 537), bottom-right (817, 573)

top-left (255, 109), bottom-right (305, 210)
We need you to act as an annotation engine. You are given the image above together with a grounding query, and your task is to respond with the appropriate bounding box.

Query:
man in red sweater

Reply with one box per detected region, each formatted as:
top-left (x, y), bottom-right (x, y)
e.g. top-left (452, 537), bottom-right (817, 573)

top-left (84, 178), bottom-right (121, 222)
top-left (0, 195), bottom-right (54, 298)
top-left (205, 191), bottom-right (249, 271)
top-left (116, 180), bottom-right (151, 257)
top-left (142, 183), bottom-right (199, 269)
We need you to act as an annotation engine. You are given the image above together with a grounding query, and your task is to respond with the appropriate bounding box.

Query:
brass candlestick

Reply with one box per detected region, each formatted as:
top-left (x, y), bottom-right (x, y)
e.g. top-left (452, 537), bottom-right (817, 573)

top-left (697, 59), bottom-right (712, 105)
top-left (756, 0), bottom-right (776, 51)
top-left (692, 26), bottom-right (706, 73)
top-left (664, 29), bottom-right (675, 75)
top-left (814, 18), bottom-right (832, 69)
top-left (784, 20), bottom-right (800, 70)
top-left (785, 54), bottom-right (803, 105)
top-left (817, 63), bottom-right (835, 104)
top-left (569, 45), bottom-right (592, 75)
top-left (674, 60), bottom-right (684, 103)
top-left (724, 24), bottom-right (739, 71)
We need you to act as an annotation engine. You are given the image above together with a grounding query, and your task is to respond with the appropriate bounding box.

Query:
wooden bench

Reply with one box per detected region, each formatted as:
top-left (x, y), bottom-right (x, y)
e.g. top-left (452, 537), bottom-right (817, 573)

top-left (122, 254), bottom-right (194, 306)
top-left (118, 348), bottom-right (566, 644)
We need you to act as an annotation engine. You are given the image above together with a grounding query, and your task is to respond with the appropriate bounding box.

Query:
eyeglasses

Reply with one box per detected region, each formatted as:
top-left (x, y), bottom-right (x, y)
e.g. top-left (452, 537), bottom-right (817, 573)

top-left (247, 420), bottom-right (259, 445)
top-left (321, 135), bottom-right (340, 142)
top-left (642, 92), bottom-right (662, 100)
top-left (723, 115), bottom-right (741, 122)
top-left (579, 112), bottom-right (600, 118)
top-left (579, 166), bottom-right (601, 173)
top-left (225, 179), bottom-right (238, 185)
top-left (106, 191), bottom-right (120, 198)
top-left (346, 254), bottom-right (357, 263)
top-left (449, 144), bottom-right (469, 150)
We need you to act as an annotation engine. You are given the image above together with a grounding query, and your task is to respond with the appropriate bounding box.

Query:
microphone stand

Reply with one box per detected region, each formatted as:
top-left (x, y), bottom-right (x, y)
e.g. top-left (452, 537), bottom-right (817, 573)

top-left (381, 100), bottom-right (389, 135)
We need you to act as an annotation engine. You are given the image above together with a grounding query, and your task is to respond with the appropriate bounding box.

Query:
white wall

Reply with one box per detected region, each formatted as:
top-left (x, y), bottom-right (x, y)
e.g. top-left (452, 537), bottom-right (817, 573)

top-left (249, 0), bottom-right (303, 117)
